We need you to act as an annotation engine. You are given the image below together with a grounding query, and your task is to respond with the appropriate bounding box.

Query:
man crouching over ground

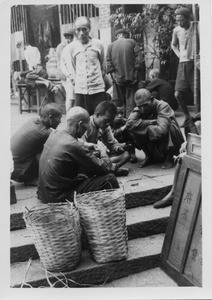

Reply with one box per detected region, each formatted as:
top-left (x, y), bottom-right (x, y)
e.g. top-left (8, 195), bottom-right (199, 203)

top-left (38, 106), bottom-right (119, 203)
top-left (126, 89), bottom-right (184, 169)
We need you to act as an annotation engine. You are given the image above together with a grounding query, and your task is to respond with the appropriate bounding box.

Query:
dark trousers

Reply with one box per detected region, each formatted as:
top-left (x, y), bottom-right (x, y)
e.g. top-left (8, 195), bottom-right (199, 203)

top-left (113, 82), bottom-right (137, 118)
top-left (76, 173), bottom-right (119, 194)
top-left (134, 133), bottom-right (169, 162)
top-left (75, 92), bottom-right (108, 115)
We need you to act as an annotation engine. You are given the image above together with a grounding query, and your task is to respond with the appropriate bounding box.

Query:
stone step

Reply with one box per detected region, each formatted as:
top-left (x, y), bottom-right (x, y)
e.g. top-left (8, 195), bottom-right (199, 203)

top-left (11, 234), bottom-right (164, 288)
top-left (10, 176), bottom-right (172, 230)
top-left (10, 204), bottom-right (171, 263)
top-left (103, 267), bottom-right (178, 287)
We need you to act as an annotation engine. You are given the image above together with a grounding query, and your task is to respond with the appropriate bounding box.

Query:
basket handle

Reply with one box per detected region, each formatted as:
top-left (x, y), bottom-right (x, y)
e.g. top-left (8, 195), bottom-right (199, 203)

top-left (65, 199), bottom-right (74, 210)
top-left (24, 206), bottom-right (31, 212)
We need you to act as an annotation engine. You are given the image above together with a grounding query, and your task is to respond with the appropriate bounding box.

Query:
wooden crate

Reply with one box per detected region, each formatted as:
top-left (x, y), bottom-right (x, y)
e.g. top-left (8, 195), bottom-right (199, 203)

top-left (187, 133), bottom-right (201, 159)
top-left (160, 153), bottom-right (202, 286)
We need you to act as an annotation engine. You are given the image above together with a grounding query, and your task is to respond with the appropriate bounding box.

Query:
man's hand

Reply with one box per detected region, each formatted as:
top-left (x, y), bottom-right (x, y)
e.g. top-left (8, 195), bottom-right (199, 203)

top-left (84, 142), bottom-right (98, 151)
top-left (120, 124), bottom-right (126, 132)
top-left (97, 141), bottom-right (109, 157)
top-left (116, 144), bottom-right (126, 154)
top-left (179, 141), bottom-right (187, 154)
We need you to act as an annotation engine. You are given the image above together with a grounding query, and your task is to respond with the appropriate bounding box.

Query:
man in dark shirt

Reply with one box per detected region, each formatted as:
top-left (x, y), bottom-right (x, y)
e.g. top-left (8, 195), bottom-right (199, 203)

top-left (38, 106), bottom-right (119, 203)
top-left (11, 103), bottom-right (62, 185)
top-left (106, 28), bottom-right (140, 118)
top-left (126, 89), bottom-right (184, 169)
top-left (146, 68), bottom-right (179, 111)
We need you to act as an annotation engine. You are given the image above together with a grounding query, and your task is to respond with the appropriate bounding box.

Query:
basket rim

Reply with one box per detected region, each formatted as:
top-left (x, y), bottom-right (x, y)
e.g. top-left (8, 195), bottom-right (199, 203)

top-left (77, 188), bottom-right (124, 197)
top-left (23, 201), bottom-right (79, 225)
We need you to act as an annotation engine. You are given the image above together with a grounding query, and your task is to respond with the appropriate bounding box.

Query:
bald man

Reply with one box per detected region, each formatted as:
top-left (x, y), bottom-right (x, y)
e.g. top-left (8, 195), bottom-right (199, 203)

top-left (126, 89), bottom-right (184, 168)
top-left (38, 106), bottom-right (119, 203)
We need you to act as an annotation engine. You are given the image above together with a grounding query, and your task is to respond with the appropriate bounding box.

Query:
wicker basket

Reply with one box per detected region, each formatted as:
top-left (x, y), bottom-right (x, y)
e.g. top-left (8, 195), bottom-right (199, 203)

top-left (23, 202), bottom-right (82, 272)
top-left (75, 189), bottom-right (128, 264)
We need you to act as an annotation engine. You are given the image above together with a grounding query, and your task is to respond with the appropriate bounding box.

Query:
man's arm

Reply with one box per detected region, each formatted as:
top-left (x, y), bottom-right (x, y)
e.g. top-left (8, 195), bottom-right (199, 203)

top-left (71, 141), bottom-right (112, 176)
top-left (35, 48), bottom-right (41, 65)
top-left (106, 44), bottom-right (115, 74)
top-left (171, 27), bottom-right (180, 58)
top-left (24, 50), bottom-right (31, 70)
top-left (60, 46), bottom-right (70, 77)
top-left (101, 126), bottom-right (123, 153)
top-left (99, 42), bottom-right (106, 75)
top-left (63, 44), bottom-right (76, 84)
top-left (148, 104), bottom-right (172, 140)
top-left (133, 41), bottom-right (140, 70)
top-left (126, 109), bottom-right (153, 135)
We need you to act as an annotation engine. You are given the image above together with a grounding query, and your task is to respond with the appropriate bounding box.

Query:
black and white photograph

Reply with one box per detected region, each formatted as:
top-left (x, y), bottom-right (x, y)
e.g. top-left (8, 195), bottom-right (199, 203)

top-left (1, 0), bottom-right (212, 298)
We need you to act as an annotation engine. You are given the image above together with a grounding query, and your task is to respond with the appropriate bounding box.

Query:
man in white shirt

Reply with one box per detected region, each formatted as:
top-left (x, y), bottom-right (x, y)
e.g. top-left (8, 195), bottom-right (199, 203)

top-left (24, 42), bottom-right (41, 71)
top-left (65, 16), bottom-right (107, 115)
top-left (56, 28), bottom-right (75, 112)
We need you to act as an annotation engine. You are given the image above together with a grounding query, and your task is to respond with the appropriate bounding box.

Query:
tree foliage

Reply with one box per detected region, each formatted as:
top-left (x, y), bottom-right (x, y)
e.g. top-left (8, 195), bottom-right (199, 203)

top-left (109, 4), bottom-right (192, 77)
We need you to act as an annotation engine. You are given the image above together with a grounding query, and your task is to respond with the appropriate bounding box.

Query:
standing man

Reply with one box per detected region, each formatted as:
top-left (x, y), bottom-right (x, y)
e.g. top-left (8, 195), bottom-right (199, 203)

top-left (24, 42), bottom-right (41, 71)
top-left (106, 28), bottom-right (140, 118)
top-left (56, 28), bottom-right (76, 112)
top-left (171, 7), bottom-right (199, 120)
top-left (65, 16), bottom-right (107, 115)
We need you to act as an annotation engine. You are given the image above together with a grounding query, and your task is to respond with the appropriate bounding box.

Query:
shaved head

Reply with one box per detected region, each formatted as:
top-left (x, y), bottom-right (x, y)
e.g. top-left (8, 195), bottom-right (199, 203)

top-left (134, 89), bottom-right (154, 115)
top-left (135, 89), bottom-right (151, 103)
top-left (66, 106), bottom-right (90, 124)
top-left (66, 106), bottom-right (90, 138)
top-left (75, 16), bottom-right (91, 29)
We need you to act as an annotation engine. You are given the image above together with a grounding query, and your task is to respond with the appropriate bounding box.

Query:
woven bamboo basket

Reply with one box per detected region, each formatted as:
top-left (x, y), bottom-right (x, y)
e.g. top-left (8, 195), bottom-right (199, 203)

top-left (23, 202), bottom-right (82, 272)
top-left (75, 189), bottom-right (128, 264)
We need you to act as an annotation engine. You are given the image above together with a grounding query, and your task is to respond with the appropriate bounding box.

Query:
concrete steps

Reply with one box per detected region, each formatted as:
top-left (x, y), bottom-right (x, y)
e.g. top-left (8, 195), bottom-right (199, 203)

top-left (11, 204), bottom-right (171, 264)
top-left (103, 267), bottom-right (178, 287)
top-left (11, 234), bottom-right (164, 288)
top-left (10, 169), bottom-right (176, 287)
top-left (10, 178), bottom-right (172, 230)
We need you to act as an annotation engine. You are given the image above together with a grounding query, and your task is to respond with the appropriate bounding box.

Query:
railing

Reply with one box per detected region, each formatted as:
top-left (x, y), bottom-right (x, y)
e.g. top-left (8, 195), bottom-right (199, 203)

top-left (60, 4), bottom-right (99, 24)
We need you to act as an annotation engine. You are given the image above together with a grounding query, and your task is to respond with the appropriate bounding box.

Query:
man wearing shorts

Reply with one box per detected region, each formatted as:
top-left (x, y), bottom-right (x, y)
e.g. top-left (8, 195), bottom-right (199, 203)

top-left (171, 7), bottom-right (199, 119)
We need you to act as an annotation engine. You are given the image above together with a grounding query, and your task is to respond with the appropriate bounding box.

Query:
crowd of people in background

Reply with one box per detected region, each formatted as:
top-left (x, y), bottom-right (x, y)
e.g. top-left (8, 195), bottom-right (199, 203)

top-left (11, 7), bottom-right (201, 209)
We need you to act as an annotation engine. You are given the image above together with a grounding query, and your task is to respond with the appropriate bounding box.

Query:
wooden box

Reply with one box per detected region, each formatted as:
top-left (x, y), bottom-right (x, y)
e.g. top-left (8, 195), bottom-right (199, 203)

top-left (187, 133), bottom-right (201, 159)
top-left (160, 153), bottom-right (202, 286)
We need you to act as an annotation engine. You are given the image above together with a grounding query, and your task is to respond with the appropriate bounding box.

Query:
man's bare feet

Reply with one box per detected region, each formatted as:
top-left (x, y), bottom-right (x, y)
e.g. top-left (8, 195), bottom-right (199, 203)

top-left (138, 155), bottom-right (153, 168)
top-left (153, 192), bottom-right (174, 209)
top-left (130, 154), bottom-right (138, 163)
top-left (162, 159), bottom-right (175, 169)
